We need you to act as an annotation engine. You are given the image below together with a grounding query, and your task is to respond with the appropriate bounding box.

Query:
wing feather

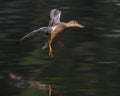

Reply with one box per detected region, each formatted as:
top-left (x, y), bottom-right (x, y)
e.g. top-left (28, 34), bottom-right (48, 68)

top-left (19, 27), bottom-right (52, 41)
top-left (49, 9), bottom-right (61, 26)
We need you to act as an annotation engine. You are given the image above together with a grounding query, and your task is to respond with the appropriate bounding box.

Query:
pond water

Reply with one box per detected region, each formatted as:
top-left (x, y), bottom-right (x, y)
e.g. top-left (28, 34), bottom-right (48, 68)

top-left (0, 0), bottom-right (120, 96)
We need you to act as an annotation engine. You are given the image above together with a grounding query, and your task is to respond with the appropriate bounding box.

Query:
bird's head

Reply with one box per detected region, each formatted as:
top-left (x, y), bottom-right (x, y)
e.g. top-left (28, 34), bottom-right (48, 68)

top-left (67, 20), bottom-right (84, 28)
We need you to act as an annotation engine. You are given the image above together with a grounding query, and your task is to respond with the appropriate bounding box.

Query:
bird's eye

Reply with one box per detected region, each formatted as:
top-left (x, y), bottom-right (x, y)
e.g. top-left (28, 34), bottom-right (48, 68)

top-left (73, 21), bottom-right (77, 23)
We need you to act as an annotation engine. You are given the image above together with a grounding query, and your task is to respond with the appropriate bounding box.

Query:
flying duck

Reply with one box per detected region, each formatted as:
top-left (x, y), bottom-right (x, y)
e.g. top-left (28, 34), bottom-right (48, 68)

top-left (19, 9), bottom-right (84, 57)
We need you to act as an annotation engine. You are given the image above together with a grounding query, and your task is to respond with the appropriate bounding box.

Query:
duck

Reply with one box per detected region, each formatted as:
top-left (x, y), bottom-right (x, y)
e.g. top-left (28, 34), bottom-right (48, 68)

top-left (19, 9), bottom-right (84, 57)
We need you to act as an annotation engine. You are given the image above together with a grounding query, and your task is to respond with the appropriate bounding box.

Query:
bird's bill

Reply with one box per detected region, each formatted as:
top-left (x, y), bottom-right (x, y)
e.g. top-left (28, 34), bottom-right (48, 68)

top-left (78, 24), bottom-right (84, 28)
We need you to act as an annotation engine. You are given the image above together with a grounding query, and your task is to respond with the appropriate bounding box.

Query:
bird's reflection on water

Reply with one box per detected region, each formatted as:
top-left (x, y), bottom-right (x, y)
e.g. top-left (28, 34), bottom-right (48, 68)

top-left (8, 72), bottom-right (62, 96)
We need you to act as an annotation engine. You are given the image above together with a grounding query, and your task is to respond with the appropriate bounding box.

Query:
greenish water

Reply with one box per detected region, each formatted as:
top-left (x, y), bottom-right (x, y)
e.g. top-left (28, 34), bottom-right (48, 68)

top-left (0, 0), bottom-right (120, 96)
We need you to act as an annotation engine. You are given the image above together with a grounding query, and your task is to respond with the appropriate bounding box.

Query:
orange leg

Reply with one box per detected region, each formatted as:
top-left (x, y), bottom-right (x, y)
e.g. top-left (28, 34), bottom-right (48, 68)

top-left (57, 40), bottom-right (64, 48)
top-left (48, 84), bottom-right (52, 96)
top-left (48, 41), bottom-right (53, 57)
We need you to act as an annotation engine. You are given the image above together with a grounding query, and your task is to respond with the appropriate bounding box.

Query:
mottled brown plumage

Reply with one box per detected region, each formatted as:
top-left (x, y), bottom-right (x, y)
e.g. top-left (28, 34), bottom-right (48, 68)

top-left (47, 21), bottom-right (84, 57)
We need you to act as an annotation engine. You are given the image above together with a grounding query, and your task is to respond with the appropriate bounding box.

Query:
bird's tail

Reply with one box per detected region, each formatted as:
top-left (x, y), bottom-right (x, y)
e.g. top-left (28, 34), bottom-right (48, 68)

top-left (41, 42), bottom-right (48, 50)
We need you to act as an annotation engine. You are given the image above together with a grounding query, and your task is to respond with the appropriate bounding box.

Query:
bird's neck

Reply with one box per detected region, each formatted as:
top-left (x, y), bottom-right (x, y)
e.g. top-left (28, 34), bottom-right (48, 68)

top-left (65, 23), bottom-right (76, 28)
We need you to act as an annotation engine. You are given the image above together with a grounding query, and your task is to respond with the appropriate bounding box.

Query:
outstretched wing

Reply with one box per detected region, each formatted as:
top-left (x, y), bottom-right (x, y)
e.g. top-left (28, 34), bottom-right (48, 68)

top-left (49, 9), bottom-right (61, 26)
top-left (19, 27), bottom-right (52, 42)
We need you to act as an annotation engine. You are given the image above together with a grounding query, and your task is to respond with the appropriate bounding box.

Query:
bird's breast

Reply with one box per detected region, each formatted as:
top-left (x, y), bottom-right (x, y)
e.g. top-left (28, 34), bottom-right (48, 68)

top-left (52, 26), bottom-right (57, 31)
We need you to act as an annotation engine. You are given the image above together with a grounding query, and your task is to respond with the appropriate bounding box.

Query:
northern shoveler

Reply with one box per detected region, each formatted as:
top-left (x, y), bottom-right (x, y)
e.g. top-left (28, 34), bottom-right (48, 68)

top-left (19, 9), bottom-right (84, 57)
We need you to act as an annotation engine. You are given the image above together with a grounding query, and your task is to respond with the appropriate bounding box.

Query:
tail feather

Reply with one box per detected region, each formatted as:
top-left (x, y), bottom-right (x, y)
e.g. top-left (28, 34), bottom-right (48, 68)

top-left (41, 42), bottom-right (48, 50)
